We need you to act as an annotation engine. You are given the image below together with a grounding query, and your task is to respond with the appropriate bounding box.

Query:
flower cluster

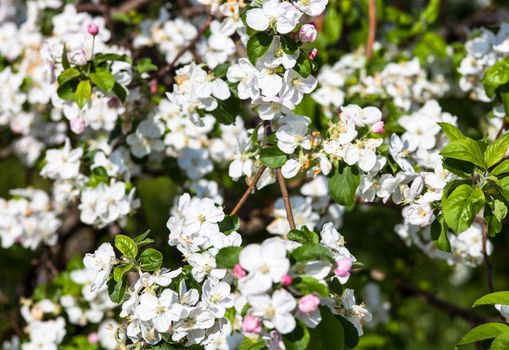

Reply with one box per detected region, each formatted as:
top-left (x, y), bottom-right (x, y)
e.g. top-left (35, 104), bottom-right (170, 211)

top-left (458, 23), bottom-right (509, 102)
top-left (15, 258), bottom-right (120, 350)
top-left (76, 193), bottom-right (370, 349)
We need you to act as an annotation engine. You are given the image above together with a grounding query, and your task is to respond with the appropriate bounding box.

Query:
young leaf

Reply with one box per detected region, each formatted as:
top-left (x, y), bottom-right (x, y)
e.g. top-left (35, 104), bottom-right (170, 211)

top-left (239, 337), bottom-right (266, 350)
top-left (287, 227), bottom-right (319, 244)
top-left (293, 276), bottom-right (329, 297)
top-left (75, 79), bottom-right (91, 108)
top-left (246, 32), bottom-right (272, 65)
top-left (440, 138), bottom-right (486, 169)
top-left (114, 234), bottom-right (138, 258)
top-left (218, 215), bottom-right (240, 235)
top-left (112, 82), bottom-right (127, 102)
top-left (57, 68), bottom-right (81, 85)
top-left (89, 69), bottom-right (115, 92)
top-left (492, 332), bottom-right (509, 350)
top-left (328, 166), bottom-right (360, 206)
top-left (472, 291), bottom-right (509, 307)
top-left (108, 275), bottom-right (127, 304)
top-left (260, 146), bottom-right (287, 168)
top-left (485, 132), bottom-right (509, 168)
top-left (490, 159), bottom-right (509, 177)
top-left (135, 57), bottom-right (157, 74)
top-left (138, 248), bottom-right (163, 271)
top-left (113, 263), bottom-right (134, 282)
top-left (215, 246), bottom-right (242, 268)
top-left (437, 122), bottom-right (465, 141)
top-left (431, 216), bottom-right (451, 252)
top-left (442, 184), bottom-right (485, 233)
top-left (290, 243), bottom-right (334, 262)
top-left (483, 57), bottom-right (509, 98)
top-left (457, 323), bottom-right (509, 345)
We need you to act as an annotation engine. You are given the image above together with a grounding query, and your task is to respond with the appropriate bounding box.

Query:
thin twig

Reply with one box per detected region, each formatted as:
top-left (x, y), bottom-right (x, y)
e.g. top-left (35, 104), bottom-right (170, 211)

top-left (481, 219), bottom-right (495, 292)
top-left (396, 280), bottom-right (490, 325)
top-left (230, 165), bottom-right (267, 216)
top-left (366, 0), bottom-right (376, 59)
top-left (496, 120), bottom-right (506, 139)
top-left (156, 15), bottom-right (213, 78)
top-left (276, 168), bottom-right (296, 230)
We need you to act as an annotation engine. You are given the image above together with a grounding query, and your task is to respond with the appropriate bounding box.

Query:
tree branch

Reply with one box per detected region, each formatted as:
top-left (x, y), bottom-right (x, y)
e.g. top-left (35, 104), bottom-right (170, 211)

top-left (156, 15), bottom-right (213, 78)
top-left (396, 280), bottom-right (490, 325)
top-left (366, 0), bottom-right (376, 59)
top-left (230, 165), bottom-right (267, 216)
top-left (276, 168), bottom-right (296, 230)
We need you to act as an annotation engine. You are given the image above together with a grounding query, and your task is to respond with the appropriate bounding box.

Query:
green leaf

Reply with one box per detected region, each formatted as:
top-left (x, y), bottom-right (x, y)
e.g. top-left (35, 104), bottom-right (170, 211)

top-left (492, 332), bottom-right (509, 350)
top-left (322, 6), bottom-right (342, 45)
top-left (108, 276), bottom-right (127, 303)
top-left (290, 243), bottom-right (334, 262)
top-left (94, 53), bottom-right (130, 65)
top-left (490, 159), bottom-right (509, 177)
top-left (75, 79), bottom-right (92, 109)
top-left (337, 316), bottom-right (359, 349)
top-left (112, 82), bottom-right (127, 102)
top-left (215, 246), bottom-right (242, 268)
top-left (89, 69), bottom-right (115, 92)
top-left (211, 98), bottom-right (239, 125)
top-left (442, 184), bottom-right (485, 233)
top-left (431, 216), bottom-right (451, 252)
top-left (218, 215), bottom-right (240, 235)
top-left (414, 32), bottom-right (448, 63)
top-left (483, 57), bottom-right (509, 98)
top-left (135, 57), bottom-right (157, 74)
top-left (440, 138), bottom-right (486, 169)
top-left (328, 166), bottom-right (360, 206)
top-left (260, 146), bottom-right (287, 168)
top-left (246, 32), bottom-right (272, 65)
top-left (239, 337), bottom-right (266, 350)
top-left (473, 291), bottom-right (509, 307)
top-left (133, 229), bottom-right (154, 247)
top-left (437, 122), bottom-right (465, 141)
top-left (114, 234), bottom-right (138, 258)
top-left (457, 323), bottom-right (509, 345)
top-left (497, 176), bottom-right (509, 201)
top-left (139, 248), bottom-right (163, 271)
top-left (283, 322), bottom-right (310, 350)
top-left (213, 63), bottom-right (230, 78)
top-left (57, 68), bottom-right (81, 85)
top-left (62, 46), bottom-right (70, 69)
top-left (113, 263), bottom-right (134, 282)
top-left (56, 79), bottom-right (78, 101)
top-left (486, 132), bottom-right (509, 168)
top-left (309, 307), bottom-right (344, 350)
top-left (287, 227), bottom-right (319, 244)
top-left (294, 276), bottom-right (329, 297)
top-left (294, 54), bottom-right (312, 78)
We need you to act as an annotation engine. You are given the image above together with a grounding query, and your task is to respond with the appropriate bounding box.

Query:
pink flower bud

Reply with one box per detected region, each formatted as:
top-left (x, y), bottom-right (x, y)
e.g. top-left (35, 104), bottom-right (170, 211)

top-left (299, 24), bottom-right (317, 43)
top-left (298, 294), bottom-right (320, 313)
top-left (233, 264), bottom-right (246, 278)
top-left (150, 79), bottom-right (158, 94)
top-left (242, 315), bottom-right (262, 334)
top-left (309, 48), bottom-right (318, 60)
top-left (335, 257), bottom-right (353, 278)
top-left (281, 274), bottom-right (293, 286)
top-left (70, 117), bottom-right (86, 134)
top-left (371, 121), bottom-right (385, 134)
top-left (88, 332), bottom-right (99, 344)
top-left (87, 23), bottom-right (99, 36)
